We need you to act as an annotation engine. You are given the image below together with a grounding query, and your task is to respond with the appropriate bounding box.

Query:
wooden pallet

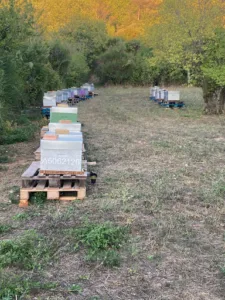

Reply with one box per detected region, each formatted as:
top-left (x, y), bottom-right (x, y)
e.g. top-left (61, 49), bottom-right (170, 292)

top-left (19, 161), bottom-right (87, 207)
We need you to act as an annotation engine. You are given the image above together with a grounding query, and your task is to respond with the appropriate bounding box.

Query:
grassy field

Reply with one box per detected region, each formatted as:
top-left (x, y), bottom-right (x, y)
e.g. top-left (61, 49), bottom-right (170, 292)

top-left (1, 86), bottom-right (225, 299)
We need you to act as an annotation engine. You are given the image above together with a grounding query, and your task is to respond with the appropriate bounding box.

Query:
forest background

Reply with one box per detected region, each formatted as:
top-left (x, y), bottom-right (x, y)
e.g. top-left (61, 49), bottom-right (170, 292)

top-left (0, 0), bottom-right (225, 132)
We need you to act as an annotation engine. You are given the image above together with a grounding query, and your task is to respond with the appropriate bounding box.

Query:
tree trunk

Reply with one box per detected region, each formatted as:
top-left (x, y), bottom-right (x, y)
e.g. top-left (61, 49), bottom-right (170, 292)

top-left (203, 79), bottom-right (225, 114)
top-left (187, 69), bottom-right (191, 86)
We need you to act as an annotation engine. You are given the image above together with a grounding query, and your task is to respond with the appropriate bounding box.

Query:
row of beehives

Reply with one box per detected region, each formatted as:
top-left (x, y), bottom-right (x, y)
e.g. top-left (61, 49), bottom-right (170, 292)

top-left (40, 105), bottom-right (84, 174)
top-left (150, 86), bottom-right (180, 102)
top-left (43, 83), bottom-right (95, 107)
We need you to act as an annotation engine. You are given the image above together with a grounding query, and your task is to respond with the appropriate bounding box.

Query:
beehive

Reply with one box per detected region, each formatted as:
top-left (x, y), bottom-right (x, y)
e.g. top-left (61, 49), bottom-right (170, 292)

top-left (165, 91), bottom-right (180, 101)
top-left (49, 122), bottom-right (81, 133)
top-left (50, 107), bottom-right (78, 123)
top-left (43, 95), bottom-right (56, 107)
top-left (40, 135), bottom-right (83, 173)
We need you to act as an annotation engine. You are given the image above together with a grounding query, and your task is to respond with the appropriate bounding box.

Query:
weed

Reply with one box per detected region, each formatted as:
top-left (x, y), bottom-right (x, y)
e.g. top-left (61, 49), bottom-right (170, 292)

top-left (68, 284), bottom-right (83, 294)
top-left (0, 155), bottom-right (10, 163)
top-left (30, 192), bottom-right (47, 206)
top-left (71, 222), bottom-right (129, 267)
top-left (9, 186), bottom-right (20, 204)
top-left (0, 270), bottom-right (58, 299)
top-left (0, 224), bottom-right (12, 234)
top-left (12, 212), bottom-right (30, 221)
top-left (0, 272), bottom-right (31, 299)
top-left (0, 230), bottom-right (55, 270)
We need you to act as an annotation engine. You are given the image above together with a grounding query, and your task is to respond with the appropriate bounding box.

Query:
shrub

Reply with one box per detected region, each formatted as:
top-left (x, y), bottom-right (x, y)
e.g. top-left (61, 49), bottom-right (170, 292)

top-left (0, 123), bottom-right (37, 145)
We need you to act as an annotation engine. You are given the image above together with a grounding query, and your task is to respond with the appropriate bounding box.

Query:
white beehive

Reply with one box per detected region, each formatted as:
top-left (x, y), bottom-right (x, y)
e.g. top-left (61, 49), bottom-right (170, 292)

top-left (156, 89), bottom-right (162, 100)
top-left (43, 95), bottom-right (56, 107)
top-left (152, 86), bottom-right (159, 98)
top-left (160, 90), bottom-right (167, 100)
top-left (49, 122), bottom-right (81, 133)
top-left (166, 91), bottom-right (180, 101)
top-left (40, 135), bottom-right (83, 173)
top-left (81, 83), bottom-right (91, 92)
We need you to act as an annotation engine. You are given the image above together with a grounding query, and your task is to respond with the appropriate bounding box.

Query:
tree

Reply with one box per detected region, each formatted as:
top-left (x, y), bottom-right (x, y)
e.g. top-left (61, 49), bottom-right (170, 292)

top-left (95, 39), bottom-right (135, 84)
top-left (149, 0), bottom-right (224, 82)
top-left (148, 0), bottom-right (225, 113)
top-left (60, 18), bottom-right (108, 68)
top-left (202, 29), bottom-right (225, 114)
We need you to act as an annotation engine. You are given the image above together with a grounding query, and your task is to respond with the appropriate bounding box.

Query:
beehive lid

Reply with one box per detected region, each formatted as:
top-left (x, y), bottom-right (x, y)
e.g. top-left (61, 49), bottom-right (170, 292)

top-left (51, 107), bottom-right (77, 114)
top-left (41, 135), bottom-right (83, 150)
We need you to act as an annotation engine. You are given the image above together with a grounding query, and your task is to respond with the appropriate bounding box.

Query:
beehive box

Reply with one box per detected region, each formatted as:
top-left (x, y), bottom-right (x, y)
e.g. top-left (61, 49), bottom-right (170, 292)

top-left (50, 107), bottom-right (78, 123)
top-left (49, 122), bottom-right (81, 133)
top-left (45, 131), bottom-right (83, 138)
top-left (152, 86), bottom-right (159, 98)
top-left (159, 90), bottom-right (167, 100)
top-left (40, 135), bottom-right (83, 173)
top-left (43, 96), bottom-right (56, 107)
top-left (166, 91), bottom-right (180, 101)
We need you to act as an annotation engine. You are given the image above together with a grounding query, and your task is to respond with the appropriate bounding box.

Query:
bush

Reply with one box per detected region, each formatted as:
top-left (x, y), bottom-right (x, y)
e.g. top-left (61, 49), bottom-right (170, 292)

top-left (0, 122), bottom-right (37, 145)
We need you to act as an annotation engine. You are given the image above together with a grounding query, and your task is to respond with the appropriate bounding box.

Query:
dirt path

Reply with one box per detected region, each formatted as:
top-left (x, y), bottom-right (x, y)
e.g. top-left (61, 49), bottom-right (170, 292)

top-left (1, 87), bottom-right (225, 299)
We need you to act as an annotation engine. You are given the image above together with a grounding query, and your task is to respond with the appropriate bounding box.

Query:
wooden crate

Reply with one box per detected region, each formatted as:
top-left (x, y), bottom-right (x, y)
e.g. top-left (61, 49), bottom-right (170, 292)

top-left (19, 161), bottom-right (87, 207)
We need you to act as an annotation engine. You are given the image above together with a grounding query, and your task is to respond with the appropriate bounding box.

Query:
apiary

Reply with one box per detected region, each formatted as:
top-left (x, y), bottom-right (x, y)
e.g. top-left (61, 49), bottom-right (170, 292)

top-left (50, 107), bottom-right (78, 123)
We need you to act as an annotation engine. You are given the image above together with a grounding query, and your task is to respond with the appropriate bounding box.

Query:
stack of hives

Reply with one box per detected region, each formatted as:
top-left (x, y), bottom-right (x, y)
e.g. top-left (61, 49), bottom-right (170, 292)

top-left (42, 83), bottom-right (95, 118)
top-left (149, 86), bottom-right (184, 109)
top-left (19, 105), bottom-right (88, 208)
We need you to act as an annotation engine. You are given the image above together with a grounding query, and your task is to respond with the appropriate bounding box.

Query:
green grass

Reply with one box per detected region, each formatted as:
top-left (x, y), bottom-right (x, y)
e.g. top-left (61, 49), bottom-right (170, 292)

top-left (0, 270), bottom-right (58, 299)
top-left (0, 224), bottom-right (12, 235)
top-left (0, 230), bottom-right (55, 270)
top-left (30, 192), bottom-right (47, 206)
top-left (69, 222), bottom-right (129, 267)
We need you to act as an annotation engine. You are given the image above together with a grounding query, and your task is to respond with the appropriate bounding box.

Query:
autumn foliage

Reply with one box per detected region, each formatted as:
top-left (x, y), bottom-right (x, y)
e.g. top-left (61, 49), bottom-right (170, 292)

top-left (31, 0), bottom-right (162, 39)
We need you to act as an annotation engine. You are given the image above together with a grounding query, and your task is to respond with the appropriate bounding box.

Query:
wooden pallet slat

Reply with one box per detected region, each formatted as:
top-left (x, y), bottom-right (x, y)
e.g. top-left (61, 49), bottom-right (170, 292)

top-left (62, 181), bottom-right (72, 190)
top-left (36, 180), bottom-right (47, 189)
top-left (22, 161), bottom-right (40, 178)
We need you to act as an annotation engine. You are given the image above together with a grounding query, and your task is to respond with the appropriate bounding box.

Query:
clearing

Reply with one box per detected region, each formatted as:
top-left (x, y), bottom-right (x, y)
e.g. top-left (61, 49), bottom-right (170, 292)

top-left (1, 86), bottom-right (225, 300)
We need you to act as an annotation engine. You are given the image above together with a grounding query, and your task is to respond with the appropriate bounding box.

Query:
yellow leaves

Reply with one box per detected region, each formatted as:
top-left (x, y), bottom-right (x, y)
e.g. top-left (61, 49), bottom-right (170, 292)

top-left (28, 0), bottom-right (161, 39)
